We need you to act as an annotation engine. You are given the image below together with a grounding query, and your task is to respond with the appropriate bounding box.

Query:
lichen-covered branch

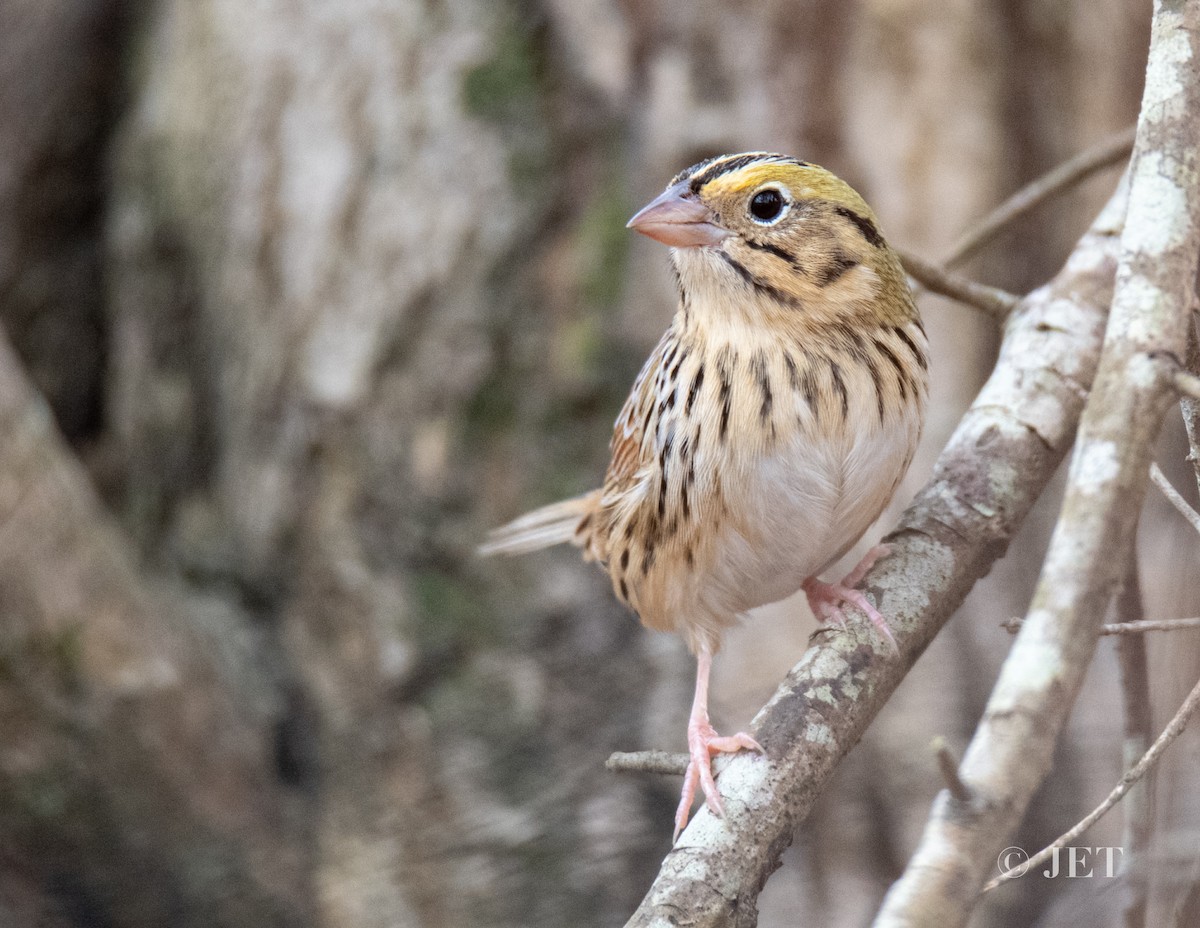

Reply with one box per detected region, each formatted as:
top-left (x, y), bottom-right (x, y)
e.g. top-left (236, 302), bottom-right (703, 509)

top-left (621, 174), bottom-right (1126, 927)
top-left (874, 5), bottom-right (1200, 926)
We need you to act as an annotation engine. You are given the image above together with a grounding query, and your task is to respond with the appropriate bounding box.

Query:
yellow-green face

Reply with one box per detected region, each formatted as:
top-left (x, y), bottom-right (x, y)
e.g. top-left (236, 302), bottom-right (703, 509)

top-left (630, 152), bottom-right (913, 326)
top-left (679, 153), bottom-right (879, 241)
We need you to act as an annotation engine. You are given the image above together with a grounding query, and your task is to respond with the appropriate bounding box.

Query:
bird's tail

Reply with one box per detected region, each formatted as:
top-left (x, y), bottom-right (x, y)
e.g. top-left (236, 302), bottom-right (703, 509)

top-left (478, 490), bottom-right (601, 557)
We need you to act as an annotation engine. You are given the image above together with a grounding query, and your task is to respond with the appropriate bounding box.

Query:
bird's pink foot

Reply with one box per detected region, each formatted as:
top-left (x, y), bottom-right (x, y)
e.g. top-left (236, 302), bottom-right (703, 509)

top-left (674, 714), bottom-right (762, 841)
top-left (802, 544), bottom-right (898, 652)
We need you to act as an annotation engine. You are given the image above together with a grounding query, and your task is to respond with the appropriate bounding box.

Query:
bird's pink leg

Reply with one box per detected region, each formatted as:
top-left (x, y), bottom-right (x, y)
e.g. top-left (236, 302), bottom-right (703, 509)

top-left (802, 543), bottom-right (898, 652)
top-left (673, 650), bottom-right (763, 841)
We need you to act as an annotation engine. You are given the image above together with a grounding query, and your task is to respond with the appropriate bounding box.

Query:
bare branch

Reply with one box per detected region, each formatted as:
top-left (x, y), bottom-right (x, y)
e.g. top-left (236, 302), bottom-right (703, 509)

top-left (898, 250), bottom-right (1020, 319)
top-left (607, 751), bottom-right (689, 776)
top-left (983, 669), bottom-right (1200, 893)
top-left (1003, 617), bottom-right (1200, 636)
top-left (1115, 548), bottom-right (1153, 928)
top-left (1150, 462), bottom-right (1200, 536)
top-left (930, 737), bottom-right (973, 803)
top-left (1172, 369), bottom-right (1200, 403)
top-left (622, 170), bottom-right (1125, 928)
top-left (946, 125), bottom-right (1136, 268)
top-left (1178, 325), bottom-right (1200, 496)
top-left (875, 8), bottom-right (1200, 925)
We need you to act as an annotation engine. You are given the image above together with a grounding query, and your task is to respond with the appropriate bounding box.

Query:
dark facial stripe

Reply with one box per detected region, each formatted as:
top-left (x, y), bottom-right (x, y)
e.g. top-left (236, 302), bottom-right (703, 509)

top-left (689, 153), bottom-right (766, 192)
top-left (816, 253), bottom-right (858, 286)
top-left (834, 206), bottom-right (884, 248)
top-left (745, 238), bottom-right (802, 270)
top-left (720, 252), bottom-right (796, 306)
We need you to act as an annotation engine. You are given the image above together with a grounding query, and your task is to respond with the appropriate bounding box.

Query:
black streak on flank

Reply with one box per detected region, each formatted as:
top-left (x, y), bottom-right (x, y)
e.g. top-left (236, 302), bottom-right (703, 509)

top-left (834, 206), bottom-right (884, 248)
top-left (830, 360), bottom-right (849, 419)
top-left (802, 367), bottom-right (819, 422)
top-left (619, 577), bottom-right (630, 602)
top-left (689, 153), bottom-right (764, 192)
top-left (752, 352), bottom-right (773, 424)
top-left (866, 354), bottom-right (885, 423)
top-left (686, 363), bottom-right (705, 415)
top-left (816, 253), bottom-right (859, 286)
top-left (783, 351), bottom-right (801, 392)
top-left (721, 252), bottom-right (796, 306)
top-left (670, 348), bottom-right (687, 383)
top-left (718, 374), bottom-right (732, 441)
top-left (642, 544), bottom-right (656, 576)
top-left (876, 339), bottom-right (909, 401)
top-left (893, 325), bottom-right (928, 371)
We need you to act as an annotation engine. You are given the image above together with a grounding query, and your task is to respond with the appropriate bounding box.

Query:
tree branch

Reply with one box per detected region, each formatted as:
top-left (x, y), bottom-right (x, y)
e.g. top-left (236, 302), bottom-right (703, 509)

top-left (621, 172), bottom-right (1126, 927)
top-left (1115, 546), bottom-right (1153, 928)
top-left (1150, 462), bottom-right (1200, 535)
top-left (897, 250), bottom-right (1020, 319)
top-left (874, 7), bottom-right (1200, 925)
top-left (1003, 617), bottom-right (1200, 636)
top-left (983, 668), bottom-right (1200, 894)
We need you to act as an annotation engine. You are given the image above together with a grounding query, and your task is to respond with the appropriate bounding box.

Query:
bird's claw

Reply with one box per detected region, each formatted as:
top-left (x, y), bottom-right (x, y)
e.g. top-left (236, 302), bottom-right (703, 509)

top-left (803, 545), bottom-right (898, 653)
top-left (673, 720), bottom-right (763, 841)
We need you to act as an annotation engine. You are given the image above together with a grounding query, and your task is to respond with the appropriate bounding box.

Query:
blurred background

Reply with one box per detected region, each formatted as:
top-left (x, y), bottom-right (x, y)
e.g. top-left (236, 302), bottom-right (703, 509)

top-left (2, 0), bottom-right (1197, 926)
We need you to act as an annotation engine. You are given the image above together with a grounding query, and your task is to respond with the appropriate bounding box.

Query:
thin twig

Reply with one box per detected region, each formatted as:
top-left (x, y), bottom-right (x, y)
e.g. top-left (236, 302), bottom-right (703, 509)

top-left (1178, 324), bottom-right (1200, 497)
top-left (606, 751), bottom-right (688, 776)
top-left (1150, 462), bottom-right (1200, 536)
top-left (1173, 369), bottom-right (1200, 403)
top-left (1002, 617), bottom-right (1200, 636)
top-left (984, 670), bottom-right (1200, 893)
top-left (898, 250), bottom-right (1020, 319)
top-left (945, 125), bottom-right (1136, 268)
top-left (1116, 546), bottom-right (1153, 928)
top-left (930, 737), bottom-right (973, 803)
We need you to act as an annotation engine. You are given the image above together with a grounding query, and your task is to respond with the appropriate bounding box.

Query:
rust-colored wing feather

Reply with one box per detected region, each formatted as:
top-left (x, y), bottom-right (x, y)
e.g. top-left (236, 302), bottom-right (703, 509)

top-left (605, 331), bottom-right (671, 493)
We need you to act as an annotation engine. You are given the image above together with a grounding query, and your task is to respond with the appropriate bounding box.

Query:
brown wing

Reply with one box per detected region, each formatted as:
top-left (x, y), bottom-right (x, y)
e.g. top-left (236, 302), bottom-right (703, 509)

top-left (605, 330), bottom-right (673, 494)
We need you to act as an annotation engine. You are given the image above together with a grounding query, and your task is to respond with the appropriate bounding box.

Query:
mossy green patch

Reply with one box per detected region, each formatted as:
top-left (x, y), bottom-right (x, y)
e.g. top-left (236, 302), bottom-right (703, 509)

top-left (412, 569), bottom-right (494, 652)
top-left (462, 1), bottom-right (553, 191)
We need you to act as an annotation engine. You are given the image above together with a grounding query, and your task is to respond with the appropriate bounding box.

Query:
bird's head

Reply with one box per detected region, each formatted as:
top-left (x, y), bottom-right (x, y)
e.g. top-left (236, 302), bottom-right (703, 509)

top-left (628, 152), bottom-right (915, 328)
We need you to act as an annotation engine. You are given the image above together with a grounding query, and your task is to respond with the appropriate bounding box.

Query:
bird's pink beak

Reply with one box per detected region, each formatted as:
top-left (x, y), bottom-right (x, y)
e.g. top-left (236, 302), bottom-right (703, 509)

top-left (627, 183), bottom-right (729, 248)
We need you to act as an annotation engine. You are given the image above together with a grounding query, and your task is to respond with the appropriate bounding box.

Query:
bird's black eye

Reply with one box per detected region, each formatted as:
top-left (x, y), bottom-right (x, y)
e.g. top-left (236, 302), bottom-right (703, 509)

top-left (749, 188), bottom-right (785, 223)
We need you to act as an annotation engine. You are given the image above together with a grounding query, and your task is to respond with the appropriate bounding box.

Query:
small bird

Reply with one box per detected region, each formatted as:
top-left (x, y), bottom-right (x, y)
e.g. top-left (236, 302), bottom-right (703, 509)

top-left (482, 153), bottom-right (928, 837)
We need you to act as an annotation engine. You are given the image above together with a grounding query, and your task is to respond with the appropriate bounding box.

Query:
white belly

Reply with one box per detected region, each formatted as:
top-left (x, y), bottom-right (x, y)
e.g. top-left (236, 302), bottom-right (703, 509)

top-left (668, 407), bottom-right (920, 652)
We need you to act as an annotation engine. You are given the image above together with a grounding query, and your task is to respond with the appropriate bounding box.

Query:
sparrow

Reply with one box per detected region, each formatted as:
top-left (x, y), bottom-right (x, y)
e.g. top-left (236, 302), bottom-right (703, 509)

top-left (482, 152), bottom-right (928, 838)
